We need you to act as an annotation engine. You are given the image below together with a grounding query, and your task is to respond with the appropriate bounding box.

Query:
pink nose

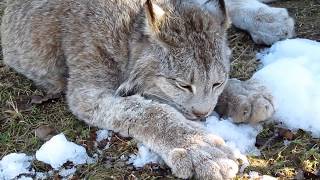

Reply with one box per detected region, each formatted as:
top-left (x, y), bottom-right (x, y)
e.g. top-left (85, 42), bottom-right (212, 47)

top-left (192, 110), bottom-right (208, 118)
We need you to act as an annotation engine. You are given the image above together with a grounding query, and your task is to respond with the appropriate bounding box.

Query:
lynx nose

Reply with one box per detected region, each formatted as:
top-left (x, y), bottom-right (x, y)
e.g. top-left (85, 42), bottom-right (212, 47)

top-left (192, 109), bottom-right (209, 118)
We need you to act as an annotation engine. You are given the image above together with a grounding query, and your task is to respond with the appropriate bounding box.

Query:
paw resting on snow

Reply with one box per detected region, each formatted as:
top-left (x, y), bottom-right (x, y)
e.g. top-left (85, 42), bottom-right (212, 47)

top-left (216, 78), bottom-right (275, 124)
top-left (230, 3), bottom-right (295, 45)
top-left (164, 132), bottom-right (239, 179)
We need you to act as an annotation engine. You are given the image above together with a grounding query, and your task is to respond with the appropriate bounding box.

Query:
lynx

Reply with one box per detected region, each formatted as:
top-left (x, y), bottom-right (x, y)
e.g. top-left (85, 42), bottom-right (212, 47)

top-left (1, 0), bottom-right (293, 179)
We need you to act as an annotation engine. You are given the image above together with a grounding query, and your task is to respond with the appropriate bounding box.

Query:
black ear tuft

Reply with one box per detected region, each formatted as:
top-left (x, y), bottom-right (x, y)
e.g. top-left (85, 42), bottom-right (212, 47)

top-left (146, 0), bottom-right (156, 23)
top-left (144, 0), bottom-right (166, 33)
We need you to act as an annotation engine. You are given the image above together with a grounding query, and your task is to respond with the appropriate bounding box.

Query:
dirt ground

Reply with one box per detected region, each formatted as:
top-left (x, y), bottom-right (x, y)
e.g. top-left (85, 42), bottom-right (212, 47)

top-left (1, 0), bottom-right (319, 179)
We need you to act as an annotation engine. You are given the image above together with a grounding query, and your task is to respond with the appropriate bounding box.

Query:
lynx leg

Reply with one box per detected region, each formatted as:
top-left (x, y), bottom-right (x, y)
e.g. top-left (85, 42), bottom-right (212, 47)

top-left (61, 45), bottom-right (239, 179)
top-left (216, 78), bottom-right (275, 123)
top-left (225, 0), bottom-right (294, 45)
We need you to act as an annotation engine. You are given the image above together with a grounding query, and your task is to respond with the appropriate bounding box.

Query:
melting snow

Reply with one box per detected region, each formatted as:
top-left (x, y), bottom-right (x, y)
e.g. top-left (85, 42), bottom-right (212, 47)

top-left (58, 167), bottom-right (77, 178)
top-left (205, 115), bottom-right (262, 155)
top-left (96, 129), bottom-right (111, 142)
top-left (35, 133), bottom-right (91, 169)
top-left (17, 176), bottom-right (33, 180)
top-left (128, 144), bottom-right (163, 168)
top-left (0, 153), bottom-right (34, 180)
top-left (254, 38), bottom-right (320, 137)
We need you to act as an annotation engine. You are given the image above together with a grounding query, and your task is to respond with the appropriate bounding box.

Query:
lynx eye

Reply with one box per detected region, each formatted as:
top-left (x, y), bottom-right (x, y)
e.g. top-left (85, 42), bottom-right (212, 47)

top-left (176, 82), bottom-right (193, 93)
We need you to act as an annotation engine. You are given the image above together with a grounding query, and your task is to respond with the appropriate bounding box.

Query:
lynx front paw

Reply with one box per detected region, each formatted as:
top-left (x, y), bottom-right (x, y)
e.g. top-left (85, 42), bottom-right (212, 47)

top-left (165, 134), bottom-right (239, 180)
top-left (216, 79), bottom-right (275, 124)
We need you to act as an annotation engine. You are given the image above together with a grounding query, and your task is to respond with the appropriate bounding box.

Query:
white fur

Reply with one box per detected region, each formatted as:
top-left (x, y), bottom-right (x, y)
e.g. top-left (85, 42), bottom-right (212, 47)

top-left (226, 0), bottom-right (294, 45)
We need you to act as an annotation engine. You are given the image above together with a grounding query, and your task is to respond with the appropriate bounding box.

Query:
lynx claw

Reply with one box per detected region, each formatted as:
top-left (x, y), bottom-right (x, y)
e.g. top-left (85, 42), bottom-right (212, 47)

top-left (165, 134), bottom-right (239, 180)
top-left (216, 79), bottom-right (275, 124)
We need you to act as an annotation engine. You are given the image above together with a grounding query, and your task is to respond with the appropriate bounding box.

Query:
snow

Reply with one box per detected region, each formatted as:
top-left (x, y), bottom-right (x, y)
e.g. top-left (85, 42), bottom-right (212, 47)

top-left (254, 38), bottom-right (320, 137)
top-left (0, 153), bottom-right (34, 180)
top-left (205, 115), bottom-right (262, 155)
top-left (17, 176), bottom-right (33, 180)
top-left (1, 132), bottom-right (103, 179)
top-left (58, 167), bottom-right (77, 178)
top-left (248, 171), bottom-right (277, 180)
top-left (96, 129), bottom-right (111, 142)
top-left (35, 172), bottom-right (49, 180)
top-left (35, 133), bottom-right (91, 169)
top-left (95, 129), bottom-right (112, 150)
top-left (128, 144), bottom-right (163, 168)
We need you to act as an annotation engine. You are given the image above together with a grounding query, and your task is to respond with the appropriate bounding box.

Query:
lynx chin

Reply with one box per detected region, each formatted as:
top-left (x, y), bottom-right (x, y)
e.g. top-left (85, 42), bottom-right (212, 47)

top-left (1, 0), bottom-right (293, 179)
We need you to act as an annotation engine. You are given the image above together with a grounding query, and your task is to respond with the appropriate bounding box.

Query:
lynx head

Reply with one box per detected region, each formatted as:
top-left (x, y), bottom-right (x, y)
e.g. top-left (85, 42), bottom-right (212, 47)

top-left (116, 0), bottom-right (231, 120)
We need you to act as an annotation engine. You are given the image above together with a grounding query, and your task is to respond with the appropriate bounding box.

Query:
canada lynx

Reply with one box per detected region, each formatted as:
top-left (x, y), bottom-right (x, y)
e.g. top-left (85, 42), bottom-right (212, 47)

top-left (1, 0), bottom-right (293, 179)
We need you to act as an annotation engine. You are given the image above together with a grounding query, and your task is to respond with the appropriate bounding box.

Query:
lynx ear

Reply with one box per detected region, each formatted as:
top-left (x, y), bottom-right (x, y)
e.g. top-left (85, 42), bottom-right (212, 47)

top-left (115, 80), bottom-right (141, 97)
top-left (197, 0), bottom-right (230, 28)
top-left (115, 71), bottom-right (146, 97)
top-left (144, 0), bottom-right (166, 34)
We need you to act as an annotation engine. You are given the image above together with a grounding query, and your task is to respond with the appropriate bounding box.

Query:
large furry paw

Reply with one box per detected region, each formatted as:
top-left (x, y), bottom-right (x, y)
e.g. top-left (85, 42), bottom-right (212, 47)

top-left (164, 133), bottom-right (239, 180)
top-left (230, 3), bottom-right (295, 45)
top-left (248, 6), bottom-right (295, 45)
top-left (216, 78), bottom-right (275, 123)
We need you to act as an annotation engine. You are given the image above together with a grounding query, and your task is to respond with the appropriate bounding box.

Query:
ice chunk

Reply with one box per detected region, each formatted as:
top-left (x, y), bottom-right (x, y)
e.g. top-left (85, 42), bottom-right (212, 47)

top-left (0, 153), bottom-right (34, 180)
top-left (35, 133), bottom-right (90, 169)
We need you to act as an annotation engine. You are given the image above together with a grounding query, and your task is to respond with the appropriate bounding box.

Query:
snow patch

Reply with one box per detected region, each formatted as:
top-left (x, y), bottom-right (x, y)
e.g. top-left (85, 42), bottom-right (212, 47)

top-left (254, 38), bottom-right (320, 137)
top-left (96, 129), bottom-right (111, 142)
top-left (0, 153), bottom-right (34, 180)
top-left (205, 115), bottom-right (262, 155)
top-left (35, 133), bottom-right (91, 169)
top-left (58, 167), bottom-right (77, 178)
top-left (248, 171), bottom-right (277, 180)
top-left (35, 172), bottom-right (50, 180)
top-left (17, 176), bottom-right (33, 180)
top-left (128, 144), bottom-right (162, 168)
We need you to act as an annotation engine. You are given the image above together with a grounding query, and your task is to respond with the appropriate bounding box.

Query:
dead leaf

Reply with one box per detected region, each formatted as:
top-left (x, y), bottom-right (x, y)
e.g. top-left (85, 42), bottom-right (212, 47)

top-left (277, 128), bottom-right (295, 140)
top-left (35, 125), bottom-right (57, 141)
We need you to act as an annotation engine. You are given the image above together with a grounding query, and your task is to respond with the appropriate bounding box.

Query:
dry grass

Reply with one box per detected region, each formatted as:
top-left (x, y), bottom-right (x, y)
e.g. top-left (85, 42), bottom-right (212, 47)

top-left (1, 0), bottom-right (320, 179)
